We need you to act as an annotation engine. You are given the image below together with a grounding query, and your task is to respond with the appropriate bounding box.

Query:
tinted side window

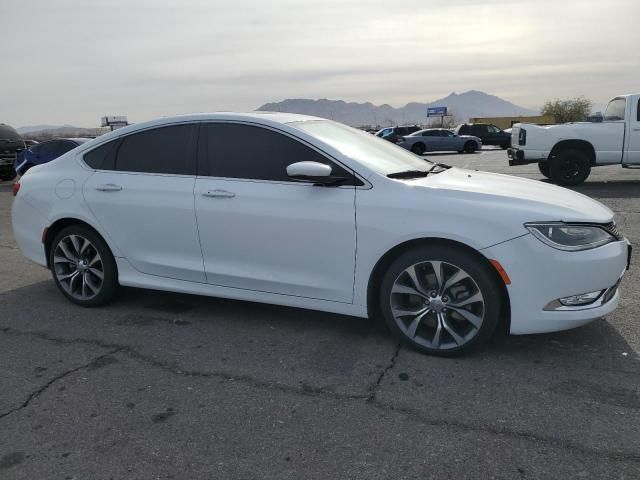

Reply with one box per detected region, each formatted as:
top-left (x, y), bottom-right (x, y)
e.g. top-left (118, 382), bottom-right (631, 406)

top-left (458, 125), bottom-right (469, 134)
top-left (202, 123), bottom-right (354, 182)
top-left (114, 125), bottom-right (196, 174)
top-left (422, 131), bottom-right (436, 137)
top-left (83, 140), bottom-right (119, 169)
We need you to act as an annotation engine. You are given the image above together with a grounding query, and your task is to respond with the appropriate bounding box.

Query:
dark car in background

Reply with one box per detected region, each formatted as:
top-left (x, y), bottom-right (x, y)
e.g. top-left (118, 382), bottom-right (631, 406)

top-left (375, 125), bottom-right (421, 144)
top-left (0, 124), bottom-right (25, 181)
top-left (15, 138), bottom-right (90, 176)
top-left (454, 123), bottom-right (511, 148)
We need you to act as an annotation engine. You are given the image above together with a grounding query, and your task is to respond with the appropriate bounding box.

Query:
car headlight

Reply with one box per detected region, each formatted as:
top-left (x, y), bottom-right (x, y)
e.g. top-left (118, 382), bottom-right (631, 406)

top-left (525, 222), bottom-right (617, 251)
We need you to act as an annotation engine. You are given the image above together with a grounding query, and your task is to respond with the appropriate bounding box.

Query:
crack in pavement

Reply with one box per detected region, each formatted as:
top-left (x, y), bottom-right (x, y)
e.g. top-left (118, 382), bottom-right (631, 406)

top-left (1, 326), bottom-right (639, 464)
top-left (0, 347), bottom-right (122, 420)
top-left (367, 342), bottom-right (401, 402)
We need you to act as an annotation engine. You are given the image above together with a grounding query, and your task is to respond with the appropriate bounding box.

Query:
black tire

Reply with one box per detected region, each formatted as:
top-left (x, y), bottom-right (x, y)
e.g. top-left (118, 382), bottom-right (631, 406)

top-left (549, 149), bottom-right (591, 186)
top-left (49, 225), bottom-right (118, 307)
top-left (411, 143), bottom-right (426, 155)
top-left (379, 244), bottom-right (503, 357)
top-left (464, 141), bottom-right (477, 153)
top-left (538, 162), bottom-right (551, 178)
top-left (0, 169), bottom-right (16, 182)
top-left (500, 143), bottom-right (509, 149)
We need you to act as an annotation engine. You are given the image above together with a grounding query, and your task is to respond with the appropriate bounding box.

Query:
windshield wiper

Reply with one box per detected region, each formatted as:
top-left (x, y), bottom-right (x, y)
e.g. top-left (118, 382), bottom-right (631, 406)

top-left (387, 162), bottom-right (451, 179)
top-left (387, 169), bottom-right (429, 179)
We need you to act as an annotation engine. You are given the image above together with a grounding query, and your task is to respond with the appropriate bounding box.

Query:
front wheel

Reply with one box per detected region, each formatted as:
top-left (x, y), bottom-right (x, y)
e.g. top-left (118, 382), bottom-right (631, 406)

top-left (549, 149), bottom-right (591, 186)
top-left (49, 225), bottom-right (118, 307)
top-left (379, 245), bottom-right (502, 356)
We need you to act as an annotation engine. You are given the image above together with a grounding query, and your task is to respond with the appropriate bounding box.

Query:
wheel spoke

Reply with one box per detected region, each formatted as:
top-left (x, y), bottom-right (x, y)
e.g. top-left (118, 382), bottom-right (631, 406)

top-left (53, 255), bottom-right (75, 265)
top-left (68, 270), bottom-right (81, 293)
top-left (432, 316), bottom-right (443, 348)
top-left (405, 265), bottom-right (428, 296)
top-left (81, 274), bottom-right (88, 298)
top-left (439, 268), bottom-right (469, 295)
top-left (58, 270), bottom-right (79, 280)
top-left (406, 309), bottom-right (431, 338)
top-left (88, 267), bottom-right (104, 280)
top-left (392, 305), bottom-right (428, 318)
top-left (79, 238), bottom-right (90, 255)
top-left (69, 235), bottom-right (82, 256)
top-left (441, 315), bottom-right (465, 345)
top-left (430, 261), bottom-right (444, 292)
top-left (449, 291), bottom-right (483, 308)
top-left (392, 283), bottom-right (427, 298)
top-left (85, 274), bottom-right (99, 293)
top-left (88, 252), bottom-right (101, 267)
top-left (58, 241), bottom-right (77, 262)
top-left (448, 306), bottom-right (482, 328)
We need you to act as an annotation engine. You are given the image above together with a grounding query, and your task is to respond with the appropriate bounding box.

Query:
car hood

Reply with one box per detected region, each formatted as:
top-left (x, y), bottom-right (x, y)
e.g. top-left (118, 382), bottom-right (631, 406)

top-left (408, 167), bottom-right (613, 223)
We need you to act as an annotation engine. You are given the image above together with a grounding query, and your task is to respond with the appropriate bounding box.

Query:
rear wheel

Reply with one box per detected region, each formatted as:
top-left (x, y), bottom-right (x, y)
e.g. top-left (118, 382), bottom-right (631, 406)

top-left (411, 143), bottom-right (426, 155)
top-left (379, 244), bottom-right (502, 356)
top-left (49, 225), bottom-right (118, 307)
top-left (464, 141), bottom-right (477, 153)
top-left (549, 149), bottom-right (591, 186)
top-left (538, 162), bottom-right (551, 178)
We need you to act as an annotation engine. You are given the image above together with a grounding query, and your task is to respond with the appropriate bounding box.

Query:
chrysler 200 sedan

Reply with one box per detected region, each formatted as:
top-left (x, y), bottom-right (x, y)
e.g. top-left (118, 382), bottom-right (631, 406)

top-left (11, 113), bottom-right (631, 355)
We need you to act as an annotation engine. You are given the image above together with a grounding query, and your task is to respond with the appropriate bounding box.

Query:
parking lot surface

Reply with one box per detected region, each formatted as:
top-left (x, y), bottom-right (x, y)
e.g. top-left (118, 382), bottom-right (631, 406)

top-left (1, 149), bottom-right (639, 479)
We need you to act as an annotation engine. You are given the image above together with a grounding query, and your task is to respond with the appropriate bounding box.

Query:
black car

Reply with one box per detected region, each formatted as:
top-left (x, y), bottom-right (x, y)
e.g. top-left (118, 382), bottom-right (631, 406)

top-left (454, 123), bottom-right (511, 149)
top-left (375, 125), bottom-right (421, 144)
top-left (0, 124), bottom-right (25, 181)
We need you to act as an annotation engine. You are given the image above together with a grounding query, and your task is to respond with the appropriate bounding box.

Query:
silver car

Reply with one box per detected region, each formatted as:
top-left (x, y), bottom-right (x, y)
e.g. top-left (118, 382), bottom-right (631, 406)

top-left (398, 128), bottom-right (482, 155)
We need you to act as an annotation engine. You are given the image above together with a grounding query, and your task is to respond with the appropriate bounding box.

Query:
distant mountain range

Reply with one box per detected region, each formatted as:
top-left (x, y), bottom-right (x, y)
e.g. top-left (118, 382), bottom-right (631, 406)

top-left (258, 90), bottom-right (537, 126)
top-left (16, 124), bottom-right (108, 139)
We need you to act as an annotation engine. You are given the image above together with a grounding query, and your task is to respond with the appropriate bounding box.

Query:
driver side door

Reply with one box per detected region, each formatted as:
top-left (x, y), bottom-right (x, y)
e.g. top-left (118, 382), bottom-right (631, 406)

top-left (194, 122), bottom-right (358, 303)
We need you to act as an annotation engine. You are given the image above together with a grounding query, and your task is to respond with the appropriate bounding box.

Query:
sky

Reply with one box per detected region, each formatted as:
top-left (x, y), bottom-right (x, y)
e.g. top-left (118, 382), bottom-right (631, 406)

top-left (1, 0), bottom-right (638, 127)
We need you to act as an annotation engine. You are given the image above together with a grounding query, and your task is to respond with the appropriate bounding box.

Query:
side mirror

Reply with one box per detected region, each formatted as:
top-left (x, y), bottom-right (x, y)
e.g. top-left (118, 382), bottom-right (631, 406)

top-left (286, 161), bottom-right (345, 186)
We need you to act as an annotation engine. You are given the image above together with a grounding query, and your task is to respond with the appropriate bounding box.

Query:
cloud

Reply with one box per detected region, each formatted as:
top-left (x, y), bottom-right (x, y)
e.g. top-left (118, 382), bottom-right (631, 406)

top-left (1, 0), bottom-right (638, 125)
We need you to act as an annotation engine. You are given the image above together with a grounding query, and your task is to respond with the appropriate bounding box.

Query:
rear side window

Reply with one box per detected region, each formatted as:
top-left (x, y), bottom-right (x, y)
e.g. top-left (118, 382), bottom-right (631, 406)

top-left (458, 125), bottom-right (469, 134)
top-left (201, 123), bottom-right (355, 182)
top-left (114, 125), bottom-right (196, 174)
top-left (83, 140), bottom-right (118, 169)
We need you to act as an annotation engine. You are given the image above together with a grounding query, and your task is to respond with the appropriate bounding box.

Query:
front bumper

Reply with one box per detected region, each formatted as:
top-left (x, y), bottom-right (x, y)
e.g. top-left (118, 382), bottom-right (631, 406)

top-left (482, 233), bottom-right (630, 334)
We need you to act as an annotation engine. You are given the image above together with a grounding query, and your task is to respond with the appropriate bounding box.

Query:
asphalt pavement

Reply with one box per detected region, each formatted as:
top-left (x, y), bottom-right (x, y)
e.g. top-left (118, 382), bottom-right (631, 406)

top-left (1, 148), bottom-right (639, 479)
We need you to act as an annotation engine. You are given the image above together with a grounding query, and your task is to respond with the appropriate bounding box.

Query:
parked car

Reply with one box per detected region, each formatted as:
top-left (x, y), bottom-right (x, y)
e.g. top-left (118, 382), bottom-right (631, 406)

top-left (0, 123), bottom-right (25, 181)
top-left (398, 128), bottom-right (482, 155)
top-left (12, 113), bottom-right (630, 356)
top-left (15, 138), bottom-right (90, 176)
top-left (375, 125), bottom-right (421, 144)
top-left (455, 123), bottom-right (511, 149)
top-left (509, 93), bottom-right (640, 185)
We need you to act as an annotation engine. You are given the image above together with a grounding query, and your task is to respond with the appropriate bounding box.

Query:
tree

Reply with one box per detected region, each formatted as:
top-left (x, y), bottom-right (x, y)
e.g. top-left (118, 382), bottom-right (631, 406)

top-left (541, 96), bottom-right (592, 123)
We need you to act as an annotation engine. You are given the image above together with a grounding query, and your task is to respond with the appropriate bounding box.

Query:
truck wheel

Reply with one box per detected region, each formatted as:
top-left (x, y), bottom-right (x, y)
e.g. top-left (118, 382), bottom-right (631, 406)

top-left (538, 162), bottom-right (551, 178)
top-left (549, 149), bottom-right (591, 186)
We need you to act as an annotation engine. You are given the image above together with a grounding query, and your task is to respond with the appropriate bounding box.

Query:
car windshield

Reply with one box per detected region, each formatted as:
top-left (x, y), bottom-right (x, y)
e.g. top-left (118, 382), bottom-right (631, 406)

top-left (291, 120), bottom-right (432, 175)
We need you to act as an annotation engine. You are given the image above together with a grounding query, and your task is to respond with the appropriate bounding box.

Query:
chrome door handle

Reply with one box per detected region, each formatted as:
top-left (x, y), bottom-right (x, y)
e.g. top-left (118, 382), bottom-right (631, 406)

top-left (95, 183), bottom-right (122, 192)
top-left (202, 189), bottom-right (235, 198)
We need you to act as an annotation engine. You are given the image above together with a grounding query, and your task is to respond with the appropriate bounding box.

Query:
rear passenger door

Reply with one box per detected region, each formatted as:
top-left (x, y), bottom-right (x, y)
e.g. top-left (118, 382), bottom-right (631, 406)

top-left (82, 124), bottom-right (206, 282)
top-left (194, 122), bottom-right (357, 302)
top-left (624, 97), bottom-right (640, 164)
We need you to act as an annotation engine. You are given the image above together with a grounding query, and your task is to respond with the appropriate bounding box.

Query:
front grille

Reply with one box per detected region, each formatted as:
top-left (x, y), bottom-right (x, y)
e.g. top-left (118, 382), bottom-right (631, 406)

top-left (602, 221), bottom-right (622, 240)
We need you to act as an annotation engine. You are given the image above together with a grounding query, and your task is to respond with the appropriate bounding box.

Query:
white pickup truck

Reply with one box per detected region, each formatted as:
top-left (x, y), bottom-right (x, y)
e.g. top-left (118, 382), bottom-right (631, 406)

top-left (508, 93), bottom-right (640, 185)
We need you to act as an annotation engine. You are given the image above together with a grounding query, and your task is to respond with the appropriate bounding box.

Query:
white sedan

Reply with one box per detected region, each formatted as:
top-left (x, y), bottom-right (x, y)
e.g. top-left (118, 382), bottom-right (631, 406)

top-left (11, 113), bottom-right (631, 355)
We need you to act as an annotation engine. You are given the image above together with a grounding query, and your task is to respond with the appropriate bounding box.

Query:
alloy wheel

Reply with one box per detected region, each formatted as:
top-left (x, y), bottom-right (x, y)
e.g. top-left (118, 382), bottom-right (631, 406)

top-left (390, 260), bottom-right (485, 350)
top-left (53, 234), bottom-right (104, 300)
